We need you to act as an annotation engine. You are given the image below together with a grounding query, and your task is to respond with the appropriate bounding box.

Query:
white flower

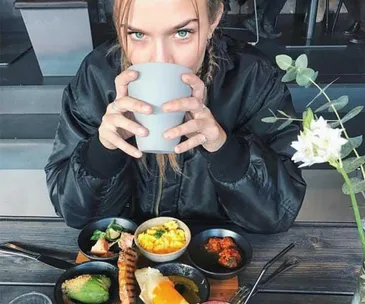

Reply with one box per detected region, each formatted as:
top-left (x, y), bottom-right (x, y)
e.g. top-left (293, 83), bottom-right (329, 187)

top-left (309, 116), bottom-right (328, 131)
top-left (291, 117), bottom-right (347, 168)
top-left (312, 125), bottom-right (347, 160)
top-left (291, 131), bottom-right (324, 167)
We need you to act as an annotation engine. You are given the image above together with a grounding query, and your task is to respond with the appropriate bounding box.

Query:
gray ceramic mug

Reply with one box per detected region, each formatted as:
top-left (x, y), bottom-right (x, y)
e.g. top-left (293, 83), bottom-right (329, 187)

top-left (127, 62), bottom-right (192, 154)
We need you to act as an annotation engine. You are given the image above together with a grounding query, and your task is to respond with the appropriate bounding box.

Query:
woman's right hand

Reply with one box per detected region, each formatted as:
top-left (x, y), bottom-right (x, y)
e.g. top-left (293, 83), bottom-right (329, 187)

top-left (99, 70), bottom-right (152, 158)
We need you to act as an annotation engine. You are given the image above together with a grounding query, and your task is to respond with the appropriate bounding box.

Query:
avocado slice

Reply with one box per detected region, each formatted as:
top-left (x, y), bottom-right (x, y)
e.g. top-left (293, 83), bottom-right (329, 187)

top-left (62, 274), bottom-right (111, 304)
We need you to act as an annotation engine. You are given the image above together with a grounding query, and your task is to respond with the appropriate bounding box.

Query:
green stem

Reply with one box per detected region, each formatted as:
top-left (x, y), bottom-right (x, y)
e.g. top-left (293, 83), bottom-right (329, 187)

top-left (275, 117), bottom-right (337, 122)
top-left (309, 78), bottom-right (365, 179)
top-left (276, 118), bottom-right (303, 122)
top-left (339, 167), bottom-right (365, 258)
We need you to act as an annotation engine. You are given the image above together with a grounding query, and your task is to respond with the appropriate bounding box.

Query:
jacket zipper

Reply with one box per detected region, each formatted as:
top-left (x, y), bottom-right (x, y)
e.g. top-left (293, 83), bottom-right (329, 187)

top-left (154, 174), bottom-right (163, 216)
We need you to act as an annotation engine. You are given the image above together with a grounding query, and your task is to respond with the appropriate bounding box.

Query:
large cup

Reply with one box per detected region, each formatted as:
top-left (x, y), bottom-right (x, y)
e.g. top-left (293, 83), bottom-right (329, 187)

top-left (127, 62), bottom-right (192, 154)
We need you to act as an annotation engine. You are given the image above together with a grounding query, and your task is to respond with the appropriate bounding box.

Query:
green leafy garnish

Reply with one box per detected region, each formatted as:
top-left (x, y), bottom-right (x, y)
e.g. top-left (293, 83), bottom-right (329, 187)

top-left (90, 230), bottom-right (106, 241)
top-left (107, 220), bottom-right (124, 232)
top-left (154, 229), bottom-right (166, 239)
top-left (110, 223), bottom-right (124, 231)
top-left (91, 220), bottom-right (124, 241)
top-left (107, 220), bottom-right (115, 229)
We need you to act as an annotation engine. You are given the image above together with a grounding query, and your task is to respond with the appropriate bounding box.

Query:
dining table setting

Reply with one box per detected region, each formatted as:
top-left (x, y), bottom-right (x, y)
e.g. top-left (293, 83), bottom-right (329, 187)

top-left (0, 216), bottom-right (362, 304)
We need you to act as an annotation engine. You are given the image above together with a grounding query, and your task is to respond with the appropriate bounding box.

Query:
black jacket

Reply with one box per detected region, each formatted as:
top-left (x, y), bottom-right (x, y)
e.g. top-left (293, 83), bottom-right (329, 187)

top-left (45, 36), bottom-right (306, 231)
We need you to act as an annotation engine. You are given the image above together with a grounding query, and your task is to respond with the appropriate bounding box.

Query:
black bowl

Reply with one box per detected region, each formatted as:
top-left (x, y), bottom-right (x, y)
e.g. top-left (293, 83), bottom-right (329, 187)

top-left (187, 228), bottom-right (253, 280)
top-left (54, 261), bottom-right (119, 304)
top-left (155, 262), bottom-right (210, 303)
top-left (78, 217), bottom-right (137, 261)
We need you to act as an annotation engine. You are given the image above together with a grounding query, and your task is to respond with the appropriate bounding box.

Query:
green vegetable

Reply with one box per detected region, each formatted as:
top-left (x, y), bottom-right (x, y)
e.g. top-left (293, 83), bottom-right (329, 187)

top-left (90, 230), bottom-right (106, 241)
top-left (105, 228), bottom-right (121, 241)
top-left (90, 220), bottom-right (124, 241)
top-left (154, 229), bottom-right (166, 239)
top-left (62, 274), bottom-right (111, 304)
top-left (107, 220), bottom-right (124, 232)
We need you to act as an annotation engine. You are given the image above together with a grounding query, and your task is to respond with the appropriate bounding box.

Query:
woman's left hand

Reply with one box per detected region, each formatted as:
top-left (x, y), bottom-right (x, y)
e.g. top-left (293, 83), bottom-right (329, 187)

top-left (162, 73), bottom-right (227, 154)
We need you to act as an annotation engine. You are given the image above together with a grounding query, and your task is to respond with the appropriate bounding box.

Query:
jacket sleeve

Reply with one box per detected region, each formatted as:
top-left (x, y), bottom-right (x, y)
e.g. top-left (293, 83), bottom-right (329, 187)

top-left (45, 72), bottom-right (134, 229)
top-left (201, 61), bottom-right (306, 233)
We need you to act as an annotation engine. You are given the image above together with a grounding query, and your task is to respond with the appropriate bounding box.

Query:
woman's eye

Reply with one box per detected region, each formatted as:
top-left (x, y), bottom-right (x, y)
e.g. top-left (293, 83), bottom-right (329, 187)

top-left (176, 30), bottom-right (190, 39)
top-left (129, 32), bottom-right (145, 40)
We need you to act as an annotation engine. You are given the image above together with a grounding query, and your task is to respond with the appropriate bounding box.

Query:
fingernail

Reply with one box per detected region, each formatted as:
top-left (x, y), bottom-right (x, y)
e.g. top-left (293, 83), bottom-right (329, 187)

top-left (129, 71), bottom-right (137, 77)
top-left (175, 146), bottom-right (181, 153)
top-left (182, 74), bottom-right (189, 81)
top-left (163, 105), bottom-right (172, 112)
top-left (143, 105), bottom-right (151, 113)
top-left (138, 128), bottom-right (146, 136)
top-left (164, 133), bottom-right (171, 139)
top-left (134, 151), bottom-right (142, 158)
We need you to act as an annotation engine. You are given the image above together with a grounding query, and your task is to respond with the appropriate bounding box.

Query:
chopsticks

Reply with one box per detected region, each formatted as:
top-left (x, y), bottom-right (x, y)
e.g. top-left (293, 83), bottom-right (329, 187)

top-left (229, 256), bottom-right (299, 304)
top-left (243, 242), bottom-right (295, 304)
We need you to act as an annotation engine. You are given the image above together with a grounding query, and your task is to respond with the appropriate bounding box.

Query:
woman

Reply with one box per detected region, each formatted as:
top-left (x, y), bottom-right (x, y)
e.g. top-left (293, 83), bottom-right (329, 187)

top-left (45, 0), bottom-right (306, 231)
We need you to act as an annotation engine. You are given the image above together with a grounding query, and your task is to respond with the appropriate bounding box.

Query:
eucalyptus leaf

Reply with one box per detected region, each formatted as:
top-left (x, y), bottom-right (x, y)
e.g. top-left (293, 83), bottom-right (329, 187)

top-left (342, 177), bottom-right (365, 195)
top-left (278, 119), bottom-right (293, 130)
top-left (315, 102), bottom-right (331, 113)
top-left (306, 71), bottom-right (319, 87)
top-left (328, 96), bottom-right (349, 112)
top-left (261, 117), bottom-right (277, 123)
top-left (282, 67), bottom-right (297, 82)
top-left (342, 156), bottom-right (365, 173)
top-left (296, 68), bottom-right (315, 87)
top-left (329, 121), bottom-right (340, 128)
top-left (341, 106), bottom-right (364, 124)
top-left (315, 96), bottom-right (348, 113)
top-left (277, 110), bottom-right (290, 117)
top-left (269, 109), bottom-right (276, 117)
top-left (341, 136), bottom-right (363, 158)
top-left (295, 54), bottom-right (308, 69)
top-left (276, 55), bottom-right (293, 71)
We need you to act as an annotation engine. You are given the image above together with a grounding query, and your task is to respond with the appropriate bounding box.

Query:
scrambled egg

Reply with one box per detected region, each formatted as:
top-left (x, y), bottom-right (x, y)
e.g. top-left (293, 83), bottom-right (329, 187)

top-left (137, 220), bottom-right (186, 254)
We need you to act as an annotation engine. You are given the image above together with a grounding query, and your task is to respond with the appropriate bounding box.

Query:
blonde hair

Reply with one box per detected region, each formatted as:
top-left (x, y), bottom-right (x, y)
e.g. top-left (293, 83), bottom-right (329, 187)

top-left (112, 0), bottom-right (222, 176)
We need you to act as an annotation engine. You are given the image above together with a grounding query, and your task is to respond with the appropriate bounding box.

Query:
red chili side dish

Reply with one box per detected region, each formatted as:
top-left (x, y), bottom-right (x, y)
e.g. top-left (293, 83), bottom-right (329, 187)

top-left (204, 237), bottom-right (242, 269)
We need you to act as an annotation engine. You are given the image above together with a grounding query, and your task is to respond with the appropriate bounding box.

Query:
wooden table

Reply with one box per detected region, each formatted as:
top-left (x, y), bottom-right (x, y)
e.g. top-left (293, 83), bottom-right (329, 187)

top-left (0, 217), bottom-right (362, 304)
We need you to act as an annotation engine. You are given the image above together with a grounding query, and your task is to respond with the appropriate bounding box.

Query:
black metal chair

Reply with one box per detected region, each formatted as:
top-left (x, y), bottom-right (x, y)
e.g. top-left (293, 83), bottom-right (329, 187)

top-left (323, 0), bottom-right (345, 32)
top-left (331, 0), bottom-right (345, 32)
top-left (220, 0), bottom-right (260, 45)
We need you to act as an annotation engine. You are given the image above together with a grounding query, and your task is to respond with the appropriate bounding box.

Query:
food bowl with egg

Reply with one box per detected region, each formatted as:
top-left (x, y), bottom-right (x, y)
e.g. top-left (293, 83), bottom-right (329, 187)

top-left (134, 217), bottom-right (191, 263)
top-left (155, 262), bottom-right (210, 303)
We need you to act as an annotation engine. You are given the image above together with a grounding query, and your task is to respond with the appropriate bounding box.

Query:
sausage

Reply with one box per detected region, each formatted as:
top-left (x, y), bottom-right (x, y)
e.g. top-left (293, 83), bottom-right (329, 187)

top-left (118, 247), bottom-right (138, 303)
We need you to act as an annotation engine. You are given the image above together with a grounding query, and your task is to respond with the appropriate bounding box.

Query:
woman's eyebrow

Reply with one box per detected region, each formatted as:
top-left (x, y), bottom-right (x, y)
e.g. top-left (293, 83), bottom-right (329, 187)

top-left (171, 18), bottom-right (199, 30)
top-left (125, 18), bottom-right (199, 33)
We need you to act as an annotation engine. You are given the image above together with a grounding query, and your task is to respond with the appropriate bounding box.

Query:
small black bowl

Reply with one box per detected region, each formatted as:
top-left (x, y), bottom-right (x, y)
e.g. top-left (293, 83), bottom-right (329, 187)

top-left (54, 261), bottom-right (118, 304)
top-left (187, 228), bottom-right (253, 280)
top-left (155, 262), bottom-right (210, 303)
top-left (78, 217), bottom-right (137, 261)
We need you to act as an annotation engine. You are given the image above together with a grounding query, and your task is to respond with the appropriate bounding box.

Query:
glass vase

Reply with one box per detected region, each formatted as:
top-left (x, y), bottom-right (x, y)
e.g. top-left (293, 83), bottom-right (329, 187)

top-left (352, 261), bottom-right (365, 304)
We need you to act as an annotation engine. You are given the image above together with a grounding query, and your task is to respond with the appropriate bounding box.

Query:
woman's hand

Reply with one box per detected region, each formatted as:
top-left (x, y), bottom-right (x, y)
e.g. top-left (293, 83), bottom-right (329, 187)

top-left (98, 70), bottom-right (152, 158)
top-left (162, 73), bottom-right (227, 154)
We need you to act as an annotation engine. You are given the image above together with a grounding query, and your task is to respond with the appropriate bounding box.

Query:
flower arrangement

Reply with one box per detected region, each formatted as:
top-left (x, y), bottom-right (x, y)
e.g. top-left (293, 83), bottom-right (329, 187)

top-left (262, 54), bottom-right (365, 302)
